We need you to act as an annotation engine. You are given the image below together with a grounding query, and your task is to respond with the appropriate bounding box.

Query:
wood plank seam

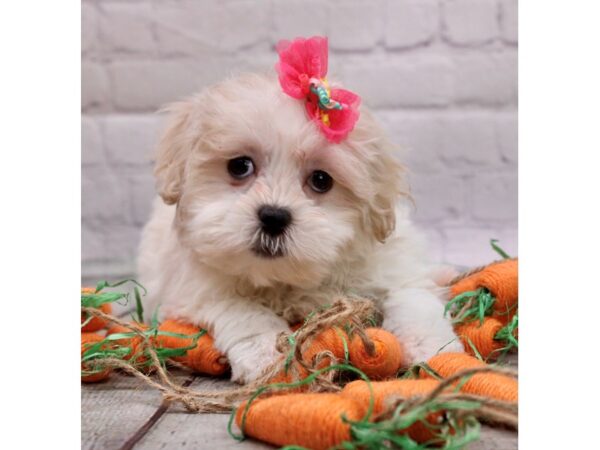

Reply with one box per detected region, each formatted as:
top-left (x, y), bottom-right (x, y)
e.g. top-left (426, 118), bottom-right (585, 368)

top-left (118, 375), bottom-right (197, 450)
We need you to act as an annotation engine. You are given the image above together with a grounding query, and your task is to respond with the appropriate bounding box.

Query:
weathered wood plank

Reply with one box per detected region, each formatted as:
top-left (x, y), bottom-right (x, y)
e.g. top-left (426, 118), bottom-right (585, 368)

top-left (133, 377), bottom-right (270, 449)
top-left (81, 371), bottom-right (190, 450)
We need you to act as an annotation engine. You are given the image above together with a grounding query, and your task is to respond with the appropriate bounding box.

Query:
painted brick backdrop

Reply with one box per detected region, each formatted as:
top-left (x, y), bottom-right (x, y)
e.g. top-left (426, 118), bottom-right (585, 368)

top-left (82, 0), bottom-right (518, 281)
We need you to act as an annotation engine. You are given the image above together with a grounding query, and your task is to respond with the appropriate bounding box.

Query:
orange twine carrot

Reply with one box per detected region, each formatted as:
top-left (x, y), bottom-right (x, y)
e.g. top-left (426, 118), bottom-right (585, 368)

top-left (349, 328), bottom-right (403, 380)
top-left (341, 379), bottom-right (442, 442)
top-left (455, 317), bottom-right (505, 359)
top-left (81, 332), bottom-right (111, 383)
top-left (81, 287), bottom-right (112, 332)
top-left (269, 327), bottom-right (345, 384)
top-left (303, 327), bottom-right (348, 367)
top-left (423, 353), bottom-right (517, 403)
top-left (236, 393), bottom-right (363, 450)
top-left (451, 259), bottom-right (518, 321)
top-left (156, 319), bottom-right (229, 376)
top-left (273, 327), bottom-right (402, 383)
top-left (341, 378), bottom-right (441, 415)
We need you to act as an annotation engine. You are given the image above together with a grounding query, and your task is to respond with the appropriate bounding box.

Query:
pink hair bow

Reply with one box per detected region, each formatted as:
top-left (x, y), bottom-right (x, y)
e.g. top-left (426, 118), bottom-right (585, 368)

top-left (275, 36), bottom-right (361, 144)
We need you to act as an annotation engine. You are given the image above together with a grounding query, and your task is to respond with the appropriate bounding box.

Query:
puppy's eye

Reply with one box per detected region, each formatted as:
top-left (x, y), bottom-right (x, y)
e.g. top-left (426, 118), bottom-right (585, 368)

top-left (228, 156), bottom-right (255, 179)
top-left (308, 170), bottom-right (333, 193)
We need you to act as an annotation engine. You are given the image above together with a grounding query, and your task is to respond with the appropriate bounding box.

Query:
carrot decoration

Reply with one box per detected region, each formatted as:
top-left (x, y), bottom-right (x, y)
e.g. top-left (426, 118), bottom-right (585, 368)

top-left (235, 393), bottom-right (363, 450)
top-left (455, 317), bottom-right (511, 359)
top-left (423, 353), bottom-right (517, 403)
top-left (349, 328), bottom-right (403, 380)
top-left (232, 364), bottom-right (482, 449)
top-left (274, 326), bottom-right (403, 383)
top-left (341, 379), bottom-right (442, 442)
top-left (303, 327), bottom-right (349, 367)
top-left (81, 287), bottom-right (113, 332)
top-left (84, 319), bottom-right (227, 377)
top-left (445, 256), bottom-right (519, 360)
top-left (81, 332), bottom-right (112, 383)
top-left (269, 327), bottom-right (347, 384)
top-left (156, 319), bottom-right (229, 376)
top-left (450, 259), bottom-right (518, 322)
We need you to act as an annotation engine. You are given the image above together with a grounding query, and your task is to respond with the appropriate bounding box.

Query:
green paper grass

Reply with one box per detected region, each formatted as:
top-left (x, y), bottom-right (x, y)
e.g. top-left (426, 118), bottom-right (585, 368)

top-left (444, 288), bottom-right (495, 325)
top-left (490, 239), bottom-right (510, 260)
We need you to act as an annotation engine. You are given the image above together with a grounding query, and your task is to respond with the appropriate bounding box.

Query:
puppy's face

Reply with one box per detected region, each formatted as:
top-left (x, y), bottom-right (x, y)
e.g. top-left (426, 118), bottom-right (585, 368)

top-left (155, 74), bottom-right (404, 287)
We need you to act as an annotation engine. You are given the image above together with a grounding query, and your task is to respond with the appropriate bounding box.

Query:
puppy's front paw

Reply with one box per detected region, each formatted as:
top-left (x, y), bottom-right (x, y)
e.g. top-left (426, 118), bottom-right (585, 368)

top-left (227, 332), bottom-right (283, 384)
top-left (403, 336), bottom-right (464, 365)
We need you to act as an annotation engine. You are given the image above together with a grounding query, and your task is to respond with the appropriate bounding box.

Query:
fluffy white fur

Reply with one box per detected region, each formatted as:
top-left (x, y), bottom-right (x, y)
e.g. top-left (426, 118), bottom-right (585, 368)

top-left (137, 73), bottom-right (462, 383)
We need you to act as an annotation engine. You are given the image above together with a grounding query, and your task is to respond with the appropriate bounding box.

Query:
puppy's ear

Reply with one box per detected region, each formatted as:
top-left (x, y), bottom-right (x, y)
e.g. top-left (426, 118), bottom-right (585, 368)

top-left (154, 101), bottom-right (194, 205)
top-left (353, 110), bottom-right (407, 243)
top-left (367, 149), bottom-right (404, 242)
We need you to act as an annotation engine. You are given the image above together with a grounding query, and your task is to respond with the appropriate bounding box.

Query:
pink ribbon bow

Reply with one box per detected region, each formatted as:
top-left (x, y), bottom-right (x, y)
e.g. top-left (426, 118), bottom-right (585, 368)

top-left (275, 36), bottom-right (361, 144)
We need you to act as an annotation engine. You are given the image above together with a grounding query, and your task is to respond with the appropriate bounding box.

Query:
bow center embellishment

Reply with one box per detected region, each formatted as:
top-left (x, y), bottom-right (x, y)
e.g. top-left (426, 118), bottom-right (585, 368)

top-left (309, 78), bottom-right (343, 111)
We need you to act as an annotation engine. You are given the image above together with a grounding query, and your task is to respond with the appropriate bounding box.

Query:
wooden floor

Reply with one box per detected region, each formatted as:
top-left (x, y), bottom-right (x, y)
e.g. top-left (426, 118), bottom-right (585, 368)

top-left (82, 360), bottom-right (517, 450)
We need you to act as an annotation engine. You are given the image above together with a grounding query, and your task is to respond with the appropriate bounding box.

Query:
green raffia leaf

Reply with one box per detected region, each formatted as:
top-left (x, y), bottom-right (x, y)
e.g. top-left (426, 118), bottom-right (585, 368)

top-left (444, 290), bottom-right (478, 317)
top-left (436, 336), bottom-right (463, 355)
top-left (94, 279), bottom-right (147, 294)
top-left (151, 309), bottom-right (160, 329)
top-left (490, 239), bottom-right (511, 260)
top-left (81, 292), bottom-right (128, 308)
top-left (82, 279), bottom-right (147, 309)
top-left (488, 314), bottom-right (519, 362)
top-left (283, 333), bottom-right (298, 375)
top-left (134, 287), bottom-right (144, 323)
top-left (414, 362), bottom-right (443, 380)
top-left (445, 288), bottom-right (495, 326)
top-left (365, 315), bottom-right (379, 328)
top-left (334, 326), bottom-right (350, 363)
top-left (463, 336), bottom-right (484, 362)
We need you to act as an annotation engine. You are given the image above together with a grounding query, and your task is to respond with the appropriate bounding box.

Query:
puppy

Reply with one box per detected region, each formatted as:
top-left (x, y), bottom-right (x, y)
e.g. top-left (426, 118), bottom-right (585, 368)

top-left (137, 72), bottom-right (462, 383)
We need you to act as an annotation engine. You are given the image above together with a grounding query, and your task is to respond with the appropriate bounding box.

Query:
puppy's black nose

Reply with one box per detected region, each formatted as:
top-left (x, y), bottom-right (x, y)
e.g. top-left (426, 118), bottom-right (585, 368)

top-left (258, 205), bottom-right (292, 236)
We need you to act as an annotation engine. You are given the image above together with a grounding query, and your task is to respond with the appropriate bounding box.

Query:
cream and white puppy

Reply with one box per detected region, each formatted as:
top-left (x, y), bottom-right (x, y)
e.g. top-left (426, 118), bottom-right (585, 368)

top-left (137, 73), bottom-right (462, 383)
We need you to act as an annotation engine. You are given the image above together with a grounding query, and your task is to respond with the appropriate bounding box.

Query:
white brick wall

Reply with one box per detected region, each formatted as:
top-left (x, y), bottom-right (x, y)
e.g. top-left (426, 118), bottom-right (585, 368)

top-left (82, 0), bottom-right (518, 281)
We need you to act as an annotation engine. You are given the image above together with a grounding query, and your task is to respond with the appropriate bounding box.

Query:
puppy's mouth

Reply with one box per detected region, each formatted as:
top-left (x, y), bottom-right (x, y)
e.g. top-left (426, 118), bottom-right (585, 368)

top-left (251, 233), bottom-right (286, 259)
